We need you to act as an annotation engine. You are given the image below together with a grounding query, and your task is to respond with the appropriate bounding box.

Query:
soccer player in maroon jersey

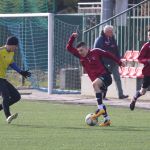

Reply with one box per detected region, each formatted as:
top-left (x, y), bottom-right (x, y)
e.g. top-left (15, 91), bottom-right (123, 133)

top-left (130, 29), bottom-right (150, 110)
top-left (66, 33), bottom-right (125, 126)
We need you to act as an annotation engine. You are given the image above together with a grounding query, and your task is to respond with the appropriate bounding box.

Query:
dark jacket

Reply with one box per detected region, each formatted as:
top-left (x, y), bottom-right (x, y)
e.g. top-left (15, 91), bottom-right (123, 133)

top-left (94, 31), bottom-right (120, 71)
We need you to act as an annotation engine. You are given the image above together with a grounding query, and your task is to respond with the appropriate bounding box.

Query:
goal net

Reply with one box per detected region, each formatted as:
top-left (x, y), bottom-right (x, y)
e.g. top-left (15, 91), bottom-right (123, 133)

top-left (0, 13), bottom-right (80, 94)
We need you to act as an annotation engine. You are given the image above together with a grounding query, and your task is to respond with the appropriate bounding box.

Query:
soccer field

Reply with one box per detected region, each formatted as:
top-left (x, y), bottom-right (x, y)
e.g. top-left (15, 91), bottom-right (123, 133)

top-left (0, 100), bottom-right (150, 150)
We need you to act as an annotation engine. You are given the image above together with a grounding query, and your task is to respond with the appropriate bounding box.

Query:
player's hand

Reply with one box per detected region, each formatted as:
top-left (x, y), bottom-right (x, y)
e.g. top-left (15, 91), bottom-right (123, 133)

top-left (20, 70), bottom-right (31, 78)
top-left (72, 32), bottom-right (78, 38)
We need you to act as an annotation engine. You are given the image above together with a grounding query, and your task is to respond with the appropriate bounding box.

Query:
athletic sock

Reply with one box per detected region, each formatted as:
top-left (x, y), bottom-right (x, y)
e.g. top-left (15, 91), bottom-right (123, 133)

top-left (0, 104), bottom-right (3, 111)
top-left (133, 91), bottom-right (142, 101)
top-left (103, 91), bottom-right (107, 99)
top-left (96, 93), bottom-right (109, 118)
top-left (98, 104), bottom-right (104, 110)
top-left (102, 104), bottom-right (108, 118)
top-left (97, 104), bottom-right (109, 118)
top-left (96, 93), bottom-right (103, 105)
top-left (104, 116), bottom-right (110, 121)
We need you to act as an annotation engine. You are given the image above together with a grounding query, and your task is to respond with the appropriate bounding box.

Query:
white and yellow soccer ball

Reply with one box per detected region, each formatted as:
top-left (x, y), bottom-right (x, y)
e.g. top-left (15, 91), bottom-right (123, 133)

top-left (85, 113), bottom-right (98, 126)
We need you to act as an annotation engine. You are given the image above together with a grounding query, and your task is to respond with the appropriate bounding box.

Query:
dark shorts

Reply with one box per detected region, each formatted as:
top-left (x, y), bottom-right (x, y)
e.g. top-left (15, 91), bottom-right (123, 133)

top-left (98, 73), bottom-right (112, 91)
top-left (142, 76), bottom-right (150, 89)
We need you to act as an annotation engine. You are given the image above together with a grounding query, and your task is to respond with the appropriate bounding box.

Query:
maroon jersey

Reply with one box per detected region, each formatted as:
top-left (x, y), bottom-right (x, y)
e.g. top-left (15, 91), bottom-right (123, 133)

top-left (138, 42), bottom-right (150, 76)
top-left (66, 35), bottom-right (122, 81)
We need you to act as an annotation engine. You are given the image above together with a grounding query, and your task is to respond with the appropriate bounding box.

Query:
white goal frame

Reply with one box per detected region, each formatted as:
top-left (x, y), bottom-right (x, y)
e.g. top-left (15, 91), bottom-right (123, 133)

top-left (0, 13), bottom-right (54, 94)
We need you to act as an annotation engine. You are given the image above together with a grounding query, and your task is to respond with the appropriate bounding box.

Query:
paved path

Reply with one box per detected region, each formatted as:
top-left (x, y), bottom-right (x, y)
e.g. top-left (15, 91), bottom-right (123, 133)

top-left (19, 89), bottom-right (150, 110)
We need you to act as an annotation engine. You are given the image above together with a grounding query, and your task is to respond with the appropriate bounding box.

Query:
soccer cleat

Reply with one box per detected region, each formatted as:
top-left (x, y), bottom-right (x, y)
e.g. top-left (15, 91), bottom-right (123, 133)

top-left (91, 109), bottom-right (105, 120)
top-left (99, 119), bottom-right (111, 127)
top-left (130, 100), bottom-right (136, 111)
top-left (6, 113), bottom-right (18, 124)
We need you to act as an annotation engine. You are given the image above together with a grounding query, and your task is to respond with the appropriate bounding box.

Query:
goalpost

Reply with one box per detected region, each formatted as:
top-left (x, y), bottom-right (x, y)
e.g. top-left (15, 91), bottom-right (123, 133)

top-left (0, 13), bottom-right (81, 94)
top-left (0, 13), bottom-right (53, 94)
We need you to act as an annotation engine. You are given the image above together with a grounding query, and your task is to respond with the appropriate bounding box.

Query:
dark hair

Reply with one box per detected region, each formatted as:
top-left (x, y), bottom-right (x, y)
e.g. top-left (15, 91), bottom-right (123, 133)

top-left (76, 42), bottom-right (86, 48)
top-left (148, 29), bottom-right (150, 32)
top-left (6, 36), bottom-right (18, 45)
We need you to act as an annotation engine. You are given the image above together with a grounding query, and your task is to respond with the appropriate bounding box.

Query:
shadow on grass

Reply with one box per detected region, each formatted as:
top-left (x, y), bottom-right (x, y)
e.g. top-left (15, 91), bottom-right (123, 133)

top-left (12, 124), bottom-right (52, 129)
top-left (12, 123), bottom-right (98, 130)
top-left (12, 124), bottom-right (150, 132)
top-left (12, 124), bottom-right (89, 130)
top-left (62, 125), bottom-right (150, 132)
top-left (107, 125), bottom-right (150, 131)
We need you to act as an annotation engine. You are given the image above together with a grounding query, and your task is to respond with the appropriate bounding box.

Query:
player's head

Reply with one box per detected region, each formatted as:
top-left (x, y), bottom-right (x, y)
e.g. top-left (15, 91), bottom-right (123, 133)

top-left (148, 29), bottom-right (150, 41)
top-left (6, 36), bottom-right (18, 52)
top-left (76, 42), bottom-right (88, 57)
top-left (103, 25), bottom-right (113, 37)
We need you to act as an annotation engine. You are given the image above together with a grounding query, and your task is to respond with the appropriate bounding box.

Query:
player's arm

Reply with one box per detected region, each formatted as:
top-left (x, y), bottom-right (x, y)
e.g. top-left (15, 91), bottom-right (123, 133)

top-left (95, 48), bottom-right (124, 66)
top-left (138, 43), bottom-right (150, 65)
top-left (66, 33), bottom-right (80, 58)
top-left (9, 62), bottom-right (31, 78)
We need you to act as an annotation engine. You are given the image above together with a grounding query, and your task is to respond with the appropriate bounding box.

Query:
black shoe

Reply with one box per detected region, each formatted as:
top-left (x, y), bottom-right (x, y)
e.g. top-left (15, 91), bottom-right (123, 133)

top-left (119, 95), bottom-right (129, 99)
top-left (130, 101), bottom-right (136, 111)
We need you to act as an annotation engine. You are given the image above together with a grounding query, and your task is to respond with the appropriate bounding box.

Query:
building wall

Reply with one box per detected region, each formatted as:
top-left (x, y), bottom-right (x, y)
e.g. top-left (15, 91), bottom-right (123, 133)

top-left (81, 74), bottom-right (150, 100)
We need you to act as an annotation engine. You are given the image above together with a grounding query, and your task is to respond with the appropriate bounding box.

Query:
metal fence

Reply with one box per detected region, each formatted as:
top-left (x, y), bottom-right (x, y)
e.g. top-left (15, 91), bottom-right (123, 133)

top-left (78, 2), bottom-right (101, 14)
top-left (83, 0), bottom-right (150, 56)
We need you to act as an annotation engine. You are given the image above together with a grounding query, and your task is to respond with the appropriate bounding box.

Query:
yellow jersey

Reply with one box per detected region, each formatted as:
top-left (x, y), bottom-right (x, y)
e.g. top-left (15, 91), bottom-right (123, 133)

top-left (0, 47), bottom-right (14, 78)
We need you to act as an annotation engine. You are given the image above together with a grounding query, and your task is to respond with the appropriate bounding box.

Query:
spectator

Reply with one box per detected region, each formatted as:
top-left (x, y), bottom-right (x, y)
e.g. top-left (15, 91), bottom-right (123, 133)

top-left (94, 25), bottom-right (128, 99)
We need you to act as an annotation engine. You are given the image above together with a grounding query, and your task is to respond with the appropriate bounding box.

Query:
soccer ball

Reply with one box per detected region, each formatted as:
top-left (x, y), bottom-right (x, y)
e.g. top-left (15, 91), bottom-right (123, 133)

top-left (85, 113), bottom-right (98, 126)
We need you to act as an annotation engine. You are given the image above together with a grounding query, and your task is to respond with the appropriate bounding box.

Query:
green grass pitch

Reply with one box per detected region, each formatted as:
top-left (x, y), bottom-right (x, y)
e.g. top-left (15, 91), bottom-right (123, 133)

top-left (0, 100), bottom-right (150, 150)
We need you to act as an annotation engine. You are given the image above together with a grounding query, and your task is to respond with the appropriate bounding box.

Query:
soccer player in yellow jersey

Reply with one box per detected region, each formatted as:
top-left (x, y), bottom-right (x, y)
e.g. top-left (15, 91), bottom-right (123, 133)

top-left (0, 36), bottom-right (31, 124)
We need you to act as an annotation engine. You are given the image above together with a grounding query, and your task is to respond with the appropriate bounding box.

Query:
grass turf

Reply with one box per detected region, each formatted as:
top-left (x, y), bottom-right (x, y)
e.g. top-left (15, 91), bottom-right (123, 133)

top-left (0, 100), bottom-right (150, 150)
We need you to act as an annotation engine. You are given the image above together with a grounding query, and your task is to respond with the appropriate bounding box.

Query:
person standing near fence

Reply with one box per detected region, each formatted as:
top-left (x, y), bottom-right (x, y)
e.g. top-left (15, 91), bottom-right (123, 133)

top-left (94, 25), bottom-right (128, 100)
top-left (0, 36), bottom-right (31, 124)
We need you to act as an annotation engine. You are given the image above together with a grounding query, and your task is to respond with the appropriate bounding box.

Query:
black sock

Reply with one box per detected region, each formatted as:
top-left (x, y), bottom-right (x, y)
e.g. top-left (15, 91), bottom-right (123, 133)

top-left (103, 105), bottom-right (108, 118)
top-left (103, 91), bottom-right (107, 99)
top-left (96, 93), bottom-right (102, 105)
top-left (134, 91), bottom-right (142, 101)
top-left (96, 93), bottom-right (109, 118)
top-left (0, 104), bottom-right (3, 111)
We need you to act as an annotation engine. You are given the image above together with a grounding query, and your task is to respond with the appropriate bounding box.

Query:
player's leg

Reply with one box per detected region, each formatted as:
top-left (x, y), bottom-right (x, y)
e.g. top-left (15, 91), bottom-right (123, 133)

top-left (91, 74), bottom-right (112, 126)
top-left (0, 80), bottom-right (21, 110)
top-left (91, 78), bottom-right (105, 119)
top-left (130, 76), bottom-right (150, 110)
top-left (130, 88), bottom-right (147, 110)
top-left (100, 85), bottom-right (109, 117)
top-left (99, 74), bottom-right (112, 126)
top-left (0, 79), bottom-right (19, 123)
top-left (5, 80), bottom-right (21, 105)
top-left (102, 88), bottom-right (109, 101)
top-left (0, 79), bottom-right (12, 118)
